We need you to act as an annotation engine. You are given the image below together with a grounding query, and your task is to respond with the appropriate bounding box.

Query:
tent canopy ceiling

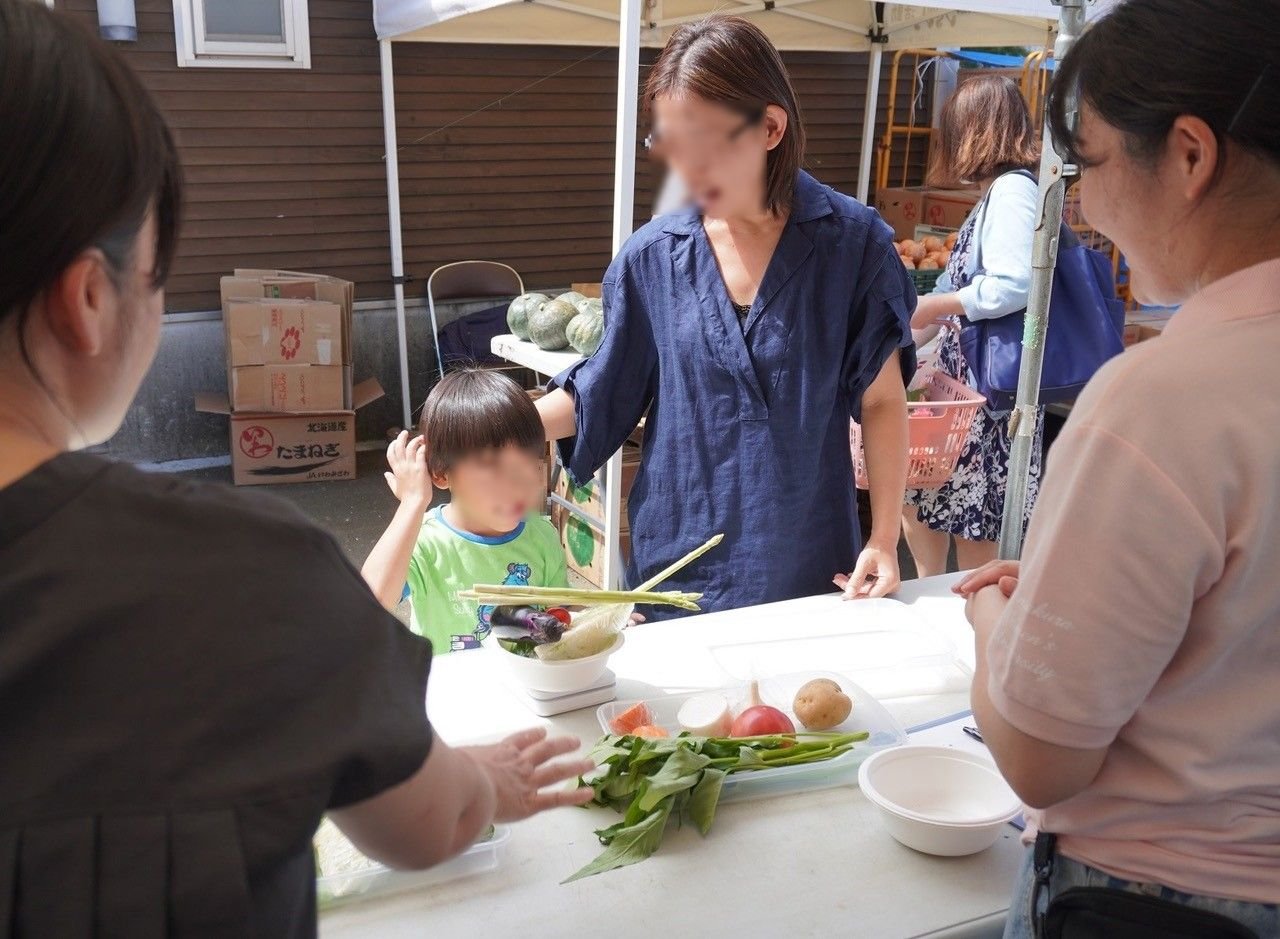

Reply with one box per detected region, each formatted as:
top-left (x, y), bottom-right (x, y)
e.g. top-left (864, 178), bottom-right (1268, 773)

top-left (374, 0), bottom-right (1115, 50)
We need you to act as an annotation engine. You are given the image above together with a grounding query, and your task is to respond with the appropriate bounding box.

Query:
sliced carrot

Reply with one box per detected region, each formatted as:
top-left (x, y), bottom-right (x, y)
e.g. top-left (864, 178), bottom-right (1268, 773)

top-left (609, 702), bottom-right (655, 735)
top-left (632, 724), bottom-right (669, 739)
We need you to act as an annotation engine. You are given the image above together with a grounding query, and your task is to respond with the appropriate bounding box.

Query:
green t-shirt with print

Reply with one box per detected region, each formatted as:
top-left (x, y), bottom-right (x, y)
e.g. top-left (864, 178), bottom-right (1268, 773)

top-left (405, 505), bottom-right (568, 654)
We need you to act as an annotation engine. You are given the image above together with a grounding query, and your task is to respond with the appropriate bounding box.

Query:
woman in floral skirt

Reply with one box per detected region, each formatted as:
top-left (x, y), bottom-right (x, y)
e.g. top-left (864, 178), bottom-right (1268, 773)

top-left (903, 76), bottom-right (1043, 576)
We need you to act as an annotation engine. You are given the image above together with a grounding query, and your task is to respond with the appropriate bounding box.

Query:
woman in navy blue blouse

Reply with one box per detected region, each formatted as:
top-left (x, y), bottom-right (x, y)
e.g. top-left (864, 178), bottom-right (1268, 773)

top-left (538, 15), bottom-right (915, 618)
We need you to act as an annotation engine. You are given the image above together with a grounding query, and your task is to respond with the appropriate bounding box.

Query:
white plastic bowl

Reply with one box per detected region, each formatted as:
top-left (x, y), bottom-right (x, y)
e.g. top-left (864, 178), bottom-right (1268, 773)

top-left (488, 632), bottom-right (624, 694)
top-left (858, 745), bottom-right (1021, 856)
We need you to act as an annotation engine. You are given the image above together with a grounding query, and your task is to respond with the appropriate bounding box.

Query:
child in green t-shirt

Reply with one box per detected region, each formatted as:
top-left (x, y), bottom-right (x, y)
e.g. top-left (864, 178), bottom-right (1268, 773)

top-left (362, 369), bottom-right (567, 653)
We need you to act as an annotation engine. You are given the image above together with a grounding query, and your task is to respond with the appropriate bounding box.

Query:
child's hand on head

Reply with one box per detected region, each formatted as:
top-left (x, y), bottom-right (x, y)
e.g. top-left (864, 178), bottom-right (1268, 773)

top-left (385, 430), bottom-right (432, 507)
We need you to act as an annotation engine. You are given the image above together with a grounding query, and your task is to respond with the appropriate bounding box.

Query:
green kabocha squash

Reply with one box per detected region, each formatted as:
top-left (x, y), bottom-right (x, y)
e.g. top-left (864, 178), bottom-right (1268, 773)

top-left (555, 290), bottom-right (588, 309)
top-left (527, 298), bottom-right (579, 351)
top-left (566, 307), bottom-right (605, 357)
top-left (574, 296), bottom-right (603, 318)
top-left (507, 292), bottom-right (549, 341)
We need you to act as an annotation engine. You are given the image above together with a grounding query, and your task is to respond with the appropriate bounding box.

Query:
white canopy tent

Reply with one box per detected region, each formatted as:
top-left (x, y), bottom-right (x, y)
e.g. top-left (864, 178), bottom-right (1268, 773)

top-left (373, 0), bottom-right (1110, 583)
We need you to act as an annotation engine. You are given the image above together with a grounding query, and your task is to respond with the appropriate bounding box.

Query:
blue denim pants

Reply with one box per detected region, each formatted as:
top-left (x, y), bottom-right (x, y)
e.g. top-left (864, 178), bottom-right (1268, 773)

top-left (1003, 845), bottom-right (1279, 938)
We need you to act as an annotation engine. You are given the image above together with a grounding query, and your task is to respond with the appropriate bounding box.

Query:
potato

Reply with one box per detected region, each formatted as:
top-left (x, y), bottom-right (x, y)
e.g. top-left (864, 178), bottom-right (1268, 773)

top-left (918, 257), bottom-right (941, 271)
top-left (926, 251), bottom-right (948, 267)
top-left (899, 254), bottom-right (916, 270)
top-left (922, 236), bottom-right (945, 253)
top-left (793, 678), bottom-right (853, 731)
top-left (944, 232), bottom-right (958, 250)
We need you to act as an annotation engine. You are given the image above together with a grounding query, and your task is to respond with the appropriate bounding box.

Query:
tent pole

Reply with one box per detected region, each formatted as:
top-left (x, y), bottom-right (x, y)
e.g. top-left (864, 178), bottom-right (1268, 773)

top-left (997, 0), bottom-right (1086, 560)
top-left (600, 0), bottom-right (641, 592)
top-left (856, 5), bottom-right (886, 204)
top-left (379, 38), bottom-right (414, 432)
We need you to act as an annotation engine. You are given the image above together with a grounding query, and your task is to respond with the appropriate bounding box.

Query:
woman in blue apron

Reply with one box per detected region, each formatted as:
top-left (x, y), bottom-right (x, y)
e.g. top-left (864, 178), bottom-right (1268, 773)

top-left (538, 15), bottom-right (915, 619)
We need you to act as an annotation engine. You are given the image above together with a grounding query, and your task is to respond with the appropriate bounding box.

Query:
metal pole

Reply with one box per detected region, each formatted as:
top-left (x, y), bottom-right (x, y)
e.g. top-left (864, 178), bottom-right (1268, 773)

top-left (997, 0), bottom-right (1085, 560)
top-left (856, 41), bottom-right (884, 204)
top-left (856, 3), bottom-right (886, 204)
top-left (600, 0), bottom-right (641, 591)
top-left (379, 39), bottom-right (414, 432)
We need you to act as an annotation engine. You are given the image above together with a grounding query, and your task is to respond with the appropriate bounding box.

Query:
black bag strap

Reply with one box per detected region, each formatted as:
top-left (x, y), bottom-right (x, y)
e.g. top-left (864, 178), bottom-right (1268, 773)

top-left (971, 169), bottom-right (1077, 277)
top-left (1031, 830), bottom-right (1058, 939)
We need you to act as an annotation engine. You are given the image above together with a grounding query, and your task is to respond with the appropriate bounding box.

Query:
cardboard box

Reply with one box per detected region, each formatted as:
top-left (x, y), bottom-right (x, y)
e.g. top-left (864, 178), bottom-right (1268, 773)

top-left (923, 189), bottom-right (981, 231)
top-left (194, 379), bottom-right (384, 486)
top-left (874, 186), bottom-right (928, 240)
top-left (224, 298), bottom-right (343, 368)
top-left (231, 365), bottom-right (348, 413)
top-left (552, 504), bottom-right (632, 589)
top-left (221, 270), bottom-right (354, 367)
top-left (571, 282), bottom-right (603, 299)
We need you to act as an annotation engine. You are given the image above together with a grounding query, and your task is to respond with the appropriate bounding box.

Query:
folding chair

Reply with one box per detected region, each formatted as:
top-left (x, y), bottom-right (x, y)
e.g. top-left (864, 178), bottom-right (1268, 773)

top-left (425, 261), bottom-right (524, 381)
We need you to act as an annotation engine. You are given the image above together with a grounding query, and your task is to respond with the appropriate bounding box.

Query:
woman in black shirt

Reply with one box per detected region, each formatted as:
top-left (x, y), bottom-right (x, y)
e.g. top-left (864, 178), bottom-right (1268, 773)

top-left (0, 4), bottom-right (591, 936)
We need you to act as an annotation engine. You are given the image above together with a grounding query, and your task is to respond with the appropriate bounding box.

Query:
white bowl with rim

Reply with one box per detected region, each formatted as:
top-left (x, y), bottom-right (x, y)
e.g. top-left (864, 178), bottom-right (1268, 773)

top-left (488, 632), bottom-right (624, 695)
top-left (858, 745), bottom-right (1021, 856)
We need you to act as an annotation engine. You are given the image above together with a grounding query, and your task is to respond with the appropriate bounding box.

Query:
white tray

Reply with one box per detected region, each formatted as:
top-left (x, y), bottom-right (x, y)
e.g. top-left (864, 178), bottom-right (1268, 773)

top-left (596, 673), bottom-right (906, 804)
top-left (316, 824), bottom-right (511, 909)
top-left (709, 627), bottom-right (973, 700)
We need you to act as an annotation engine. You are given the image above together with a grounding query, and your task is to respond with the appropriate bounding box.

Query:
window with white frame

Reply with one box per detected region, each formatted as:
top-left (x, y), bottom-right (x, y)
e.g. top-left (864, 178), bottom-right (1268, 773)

top-left (172, 0), bottom-right (310, 69)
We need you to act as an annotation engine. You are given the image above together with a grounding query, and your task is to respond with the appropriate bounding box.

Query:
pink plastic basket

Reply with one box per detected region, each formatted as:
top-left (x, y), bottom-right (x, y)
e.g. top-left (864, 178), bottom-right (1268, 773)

top-left (851, 358), bottom-right (985, 491)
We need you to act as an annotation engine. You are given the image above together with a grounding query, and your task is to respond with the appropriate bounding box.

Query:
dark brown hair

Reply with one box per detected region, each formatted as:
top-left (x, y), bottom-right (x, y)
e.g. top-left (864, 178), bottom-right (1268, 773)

top-left (0, 0), bottom-right (182, 330)
top-left (645, 14), bottom-right (806, 216)
top-left (420, 369), bottom-right (545, 476)
top-left (1049, 0), bottom-right (1279, 172)
top-left (930, 75), bottom-right (1039, 187)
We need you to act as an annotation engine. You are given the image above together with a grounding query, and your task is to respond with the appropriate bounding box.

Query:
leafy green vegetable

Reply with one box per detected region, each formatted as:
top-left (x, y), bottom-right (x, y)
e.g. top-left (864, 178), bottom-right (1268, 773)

top-left (687, 767), bottom-right (726, 835)
top-left (496, 637), bottom-right (540, 658)
top-left (562, 802), bottom-right (671, 884)
top-left (636, 746), bottom-right (711, 812)
top-left (564, 729), bottom-right (869, 883)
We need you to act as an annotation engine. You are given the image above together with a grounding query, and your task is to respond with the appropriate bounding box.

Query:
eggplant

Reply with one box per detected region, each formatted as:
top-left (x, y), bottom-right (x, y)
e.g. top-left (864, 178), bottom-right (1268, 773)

top-left (490, 606), bottom-right (565, 644)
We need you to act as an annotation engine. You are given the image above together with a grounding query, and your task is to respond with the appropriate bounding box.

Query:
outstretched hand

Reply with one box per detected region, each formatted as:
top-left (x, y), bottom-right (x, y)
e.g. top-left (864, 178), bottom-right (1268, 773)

top-left (461, 728), bottom-right (595, 823)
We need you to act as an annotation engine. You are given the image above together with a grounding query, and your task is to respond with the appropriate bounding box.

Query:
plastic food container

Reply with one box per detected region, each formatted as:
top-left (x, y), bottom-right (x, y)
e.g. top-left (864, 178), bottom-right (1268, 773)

top-left (316, 825), bottom-right (511, 909)
top-left (710, 627), bottom-right (972, 701)
top-left (596, 673), bottom-right (906, 804)
top-left (857, 745), bottom-right (1020, 856)
top-left (487, 631), bottom-right (623, 694)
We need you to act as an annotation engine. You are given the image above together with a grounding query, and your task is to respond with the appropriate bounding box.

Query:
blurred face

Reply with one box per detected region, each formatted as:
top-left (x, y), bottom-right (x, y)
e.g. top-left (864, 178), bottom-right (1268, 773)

top-left (436, 444), bottom-right (544, 534)
top-left (1074, 104), bottom-right (1218, 306)
top-left (650, 94), bottom-right (787, 218)
top-left (95, 216), bottom-right (165, 442)
top-left (3, 214), bottom-right (165, 448)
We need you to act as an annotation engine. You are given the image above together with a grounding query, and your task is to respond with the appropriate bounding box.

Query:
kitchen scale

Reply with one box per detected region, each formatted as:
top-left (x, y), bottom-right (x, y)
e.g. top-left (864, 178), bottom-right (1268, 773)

top-left (513, 669), bottom-right (618, 717)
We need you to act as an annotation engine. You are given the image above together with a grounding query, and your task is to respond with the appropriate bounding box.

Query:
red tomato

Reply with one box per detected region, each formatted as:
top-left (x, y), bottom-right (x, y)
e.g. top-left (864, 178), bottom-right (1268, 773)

top-left (547, 608), bottom-right (572, 625)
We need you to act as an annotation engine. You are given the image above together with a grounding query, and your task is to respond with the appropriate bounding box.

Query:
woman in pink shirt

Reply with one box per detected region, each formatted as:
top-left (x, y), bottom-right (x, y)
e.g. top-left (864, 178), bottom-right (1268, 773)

top-left (958, 1), bottom-right (1280, 936)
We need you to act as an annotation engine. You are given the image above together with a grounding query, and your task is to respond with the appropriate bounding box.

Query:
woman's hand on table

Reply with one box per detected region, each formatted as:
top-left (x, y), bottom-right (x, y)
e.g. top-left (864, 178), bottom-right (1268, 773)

top-left (461, 727), bottom-right (595, 823)
top-left (384, 430), bottom-right (432, 508)
top-left (964, 583), bottom-right (1013, 634)
top-left (954, 560), bottom-right (1020, 599)
top-left (834, 541), bottom-right (901, 600)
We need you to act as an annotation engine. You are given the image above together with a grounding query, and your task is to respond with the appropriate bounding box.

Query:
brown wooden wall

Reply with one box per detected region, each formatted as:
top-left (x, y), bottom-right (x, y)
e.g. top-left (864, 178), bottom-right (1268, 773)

top-left (65, 0), bottom-right (927, 313)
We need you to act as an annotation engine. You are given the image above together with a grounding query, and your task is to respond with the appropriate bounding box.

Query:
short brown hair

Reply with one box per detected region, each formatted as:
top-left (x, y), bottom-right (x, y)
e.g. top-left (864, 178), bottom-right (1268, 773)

top-left (930, 75), bottom-right (1039, 187)
top-left (645, 14), bottom-right (806, 216)
top-left (419, 369), bottom-right (544, 477)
